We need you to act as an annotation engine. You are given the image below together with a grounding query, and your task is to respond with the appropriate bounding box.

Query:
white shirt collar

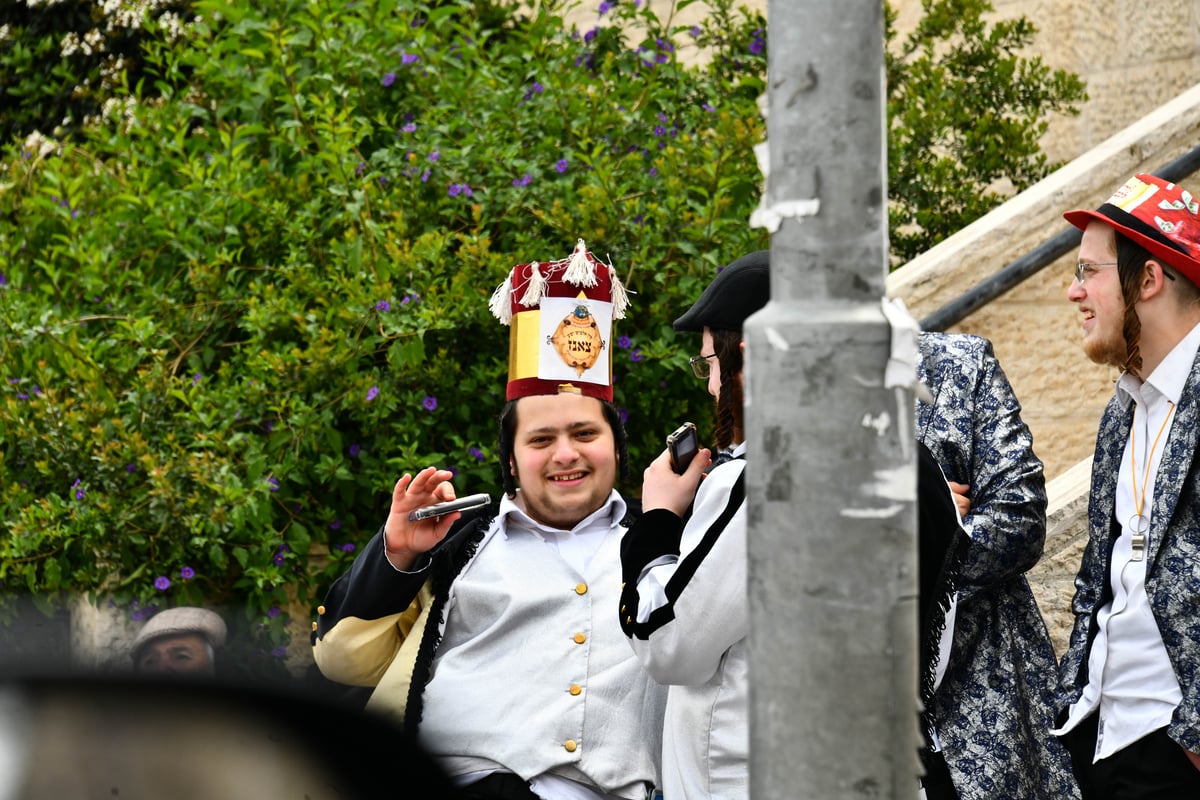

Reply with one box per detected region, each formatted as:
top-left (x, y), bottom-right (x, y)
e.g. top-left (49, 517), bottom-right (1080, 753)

top-left (1116, 321), bottom-right (1200, 410)
top-left (496, 489), bottom-right (627, 539)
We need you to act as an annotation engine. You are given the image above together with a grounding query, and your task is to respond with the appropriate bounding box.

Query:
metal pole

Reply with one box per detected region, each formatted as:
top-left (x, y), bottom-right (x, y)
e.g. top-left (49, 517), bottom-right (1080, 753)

top-left (745, 1), bottom-right (918, 797)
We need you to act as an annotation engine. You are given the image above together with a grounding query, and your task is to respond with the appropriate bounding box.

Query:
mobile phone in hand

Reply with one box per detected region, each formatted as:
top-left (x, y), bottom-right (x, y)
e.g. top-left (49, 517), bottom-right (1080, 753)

top-left (666, 422), bottom-right (699, 474)
top-left (408, 493), bottom-right (491, 522)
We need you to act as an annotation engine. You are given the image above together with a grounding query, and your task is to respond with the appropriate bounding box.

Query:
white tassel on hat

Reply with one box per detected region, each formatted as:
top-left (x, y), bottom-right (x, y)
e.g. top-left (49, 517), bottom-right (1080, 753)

top-left (520, 261), bottom-right (546, 307)
top-left (563, 238), bottom-right (599, 287)
top-left (608, 264), bottom-right (629, 320)
top-left (488, 271), bottom-right (514, 325)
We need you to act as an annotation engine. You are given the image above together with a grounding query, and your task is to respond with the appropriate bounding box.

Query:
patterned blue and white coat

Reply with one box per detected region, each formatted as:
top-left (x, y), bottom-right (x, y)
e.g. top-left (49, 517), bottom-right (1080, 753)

top-left (1057, 344), bottom-right (1200, 757)
top-left (917, 332), bottom-right (1080, 799)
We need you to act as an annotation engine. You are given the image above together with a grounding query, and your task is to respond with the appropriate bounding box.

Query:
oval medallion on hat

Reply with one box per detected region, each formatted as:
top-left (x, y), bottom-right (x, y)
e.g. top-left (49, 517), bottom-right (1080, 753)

top-left (550, 300), bottom-right (605, 377)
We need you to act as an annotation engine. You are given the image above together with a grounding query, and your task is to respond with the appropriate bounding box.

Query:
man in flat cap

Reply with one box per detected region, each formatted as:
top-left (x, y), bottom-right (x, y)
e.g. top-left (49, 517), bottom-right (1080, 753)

top-left (131, 606), bottom-right (226, 677)
top-left (1055, 173), bottom-right (1200, 799)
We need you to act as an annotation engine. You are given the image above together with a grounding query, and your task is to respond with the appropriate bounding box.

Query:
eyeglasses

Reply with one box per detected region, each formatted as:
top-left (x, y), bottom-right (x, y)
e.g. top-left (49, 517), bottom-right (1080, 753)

top-left (689, 353), bottom-right (717, 379)
top-left (1072, 261), bottom-right (1176, 285)
top-left (1073, 261), bottom-right (1118, 286)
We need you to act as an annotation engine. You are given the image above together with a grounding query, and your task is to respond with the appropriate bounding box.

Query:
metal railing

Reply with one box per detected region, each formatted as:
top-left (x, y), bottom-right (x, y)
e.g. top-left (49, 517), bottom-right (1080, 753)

top-left (921, 143), bottom-right (1200, 332)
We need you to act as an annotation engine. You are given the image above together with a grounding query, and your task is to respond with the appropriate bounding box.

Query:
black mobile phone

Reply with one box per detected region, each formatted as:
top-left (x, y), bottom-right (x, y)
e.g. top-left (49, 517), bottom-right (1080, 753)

top-left (407, 492), bottom-right (491, 522)
top-left (666, 422), bottom-right (699, 474)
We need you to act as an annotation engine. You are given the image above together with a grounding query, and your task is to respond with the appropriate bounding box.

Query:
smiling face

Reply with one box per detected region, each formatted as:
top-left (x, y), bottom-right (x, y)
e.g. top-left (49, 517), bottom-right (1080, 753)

top-left (1067, 220), bottom-right (1129, 370)
top-left (509, 393), bottom-right (618, 530)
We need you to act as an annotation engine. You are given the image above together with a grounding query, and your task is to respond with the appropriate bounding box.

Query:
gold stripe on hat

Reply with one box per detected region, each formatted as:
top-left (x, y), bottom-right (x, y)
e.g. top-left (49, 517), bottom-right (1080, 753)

top-left (509, 309), bottom-right (543, 381)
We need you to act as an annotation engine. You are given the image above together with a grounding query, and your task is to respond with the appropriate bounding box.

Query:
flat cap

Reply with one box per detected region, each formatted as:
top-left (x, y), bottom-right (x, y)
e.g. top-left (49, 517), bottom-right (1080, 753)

top-left (673, 250), bottom-right (769, 333)
top-left (132, 606), bottom-right (227, 660)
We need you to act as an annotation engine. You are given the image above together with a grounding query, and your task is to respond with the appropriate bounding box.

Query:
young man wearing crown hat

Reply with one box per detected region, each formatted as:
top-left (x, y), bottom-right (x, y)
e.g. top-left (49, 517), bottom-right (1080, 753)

top-left (313, 241), bottom-right (666, 800)
top-left (1054, 174), bottom-right (1200, 798)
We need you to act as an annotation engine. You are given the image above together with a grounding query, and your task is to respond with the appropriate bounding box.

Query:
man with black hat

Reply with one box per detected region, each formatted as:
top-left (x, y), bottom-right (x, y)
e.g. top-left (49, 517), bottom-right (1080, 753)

top-left (313, 241), bottom-right (666, 800)
top-left (617, 251), bottom-right (762, 799)
top-left (1054, 173), bottom-right (1200, 799)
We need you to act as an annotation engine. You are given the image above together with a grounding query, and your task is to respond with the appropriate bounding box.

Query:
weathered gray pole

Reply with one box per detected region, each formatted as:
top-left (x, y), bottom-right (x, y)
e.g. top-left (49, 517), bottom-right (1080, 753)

top-left (744, 0), bottom-right (919, 797)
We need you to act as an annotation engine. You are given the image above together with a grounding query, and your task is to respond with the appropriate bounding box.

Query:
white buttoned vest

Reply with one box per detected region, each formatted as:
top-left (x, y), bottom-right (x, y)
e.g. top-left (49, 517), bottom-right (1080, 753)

top-left (418, 522), bottom-right (665, 797)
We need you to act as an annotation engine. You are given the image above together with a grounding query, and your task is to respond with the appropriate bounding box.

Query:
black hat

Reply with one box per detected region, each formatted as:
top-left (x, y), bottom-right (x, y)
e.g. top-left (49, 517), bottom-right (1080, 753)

top-left (673, 250), bottom-right (770, 333)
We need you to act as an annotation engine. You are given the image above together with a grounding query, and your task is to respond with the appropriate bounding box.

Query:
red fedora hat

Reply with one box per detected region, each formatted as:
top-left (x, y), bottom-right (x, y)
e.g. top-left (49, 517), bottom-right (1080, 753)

top-left (1064, 173), bottom-right (1200, 285)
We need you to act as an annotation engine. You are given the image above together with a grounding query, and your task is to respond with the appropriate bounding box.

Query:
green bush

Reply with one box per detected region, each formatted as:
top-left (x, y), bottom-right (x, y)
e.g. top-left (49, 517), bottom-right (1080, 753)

top-left (0, 0), bottom-right (769, 672)
top-left (0, 0), bottom-right (1087, 673)
top-left (885, 0), bottom-right (1087, 262)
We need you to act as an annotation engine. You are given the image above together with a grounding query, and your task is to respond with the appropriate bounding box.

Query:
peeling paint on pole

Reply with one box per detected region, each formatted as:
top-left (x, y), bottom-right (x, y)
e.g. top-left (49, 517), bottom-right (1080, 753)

top-left (746, 0), bottom-right (919, 797)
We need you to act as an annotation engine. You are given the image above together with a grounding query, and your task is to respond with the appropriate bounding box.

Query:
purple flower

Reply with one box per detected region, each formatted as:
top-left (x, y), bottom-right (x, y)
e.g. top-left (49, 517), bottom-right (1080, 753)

top-left (423, 395), bottom-right (438, 411)
top-left (690, 25), bottom-right (701, 37)
top-left (348, 443), bottom-right (362, 457)
top-left (401, 52), bottom-right (420, 65)
top-left (619, 407), bottom-right (630, 424)
top-left (271, 645), bottom-right (288, 659)
top-left (72, 478), bottom-right (85, 500)
top-left (330, 518), bottom-right (342, 530)
top-left (555, 159), bottom-right (569, 173)
top-left (130, 606), bottom-right (150, 621)
top-left (532, 82), bottom-right (544, 94)
top-left (126, 463), bottom-right (137, 473)
top-left (356, 161), bottom-right (366, 176)
top-left (630, 348), bottom-right (644, 362)
top-left (598, 1), bottom-right (612, 15)
top-left (583, 27), bottom-right (599, 43)
top-left (267, 476), bottom-right (280, 492)
top-left (402, 122), bottom-right (417, 133)
top-left (648, 167), bottom-right (658, 178)
top-left (0, 272), bottom-right (6, 286)
top-left (376, 300), bottom-right (391, 312)
top-left (428, 151), bottom-right (440, 162)
top-left (267, 606), bottom-right (282, 619)
top-left (512, 173), bottom-right (533, 187)
top-left (338, 543), bottom-right (357, 553)
top-left (366, 386), bottom-right (379, 402)
top-left (654, 125), bottom-right (665, 136)
top-left (154, 576), bottom-right (171, 591)
top-left (273, 553), bottom-right (286, 566)
top-left (617, 335), bottom-right (632, 349)
top-left (180, 566), bottom-right (195, 580)
top-left (702, 102), bottom-right (716, 113)
top-left (421, 169), bottom-right (430, 182)
top-left (449, 184), bottom-right (462, 197)
top-left (192, 373), bottom-right (202, 385)
top-left (382, 72), bottom-right (396, 87)
top-left (469, 446), bottom-right (485, 462)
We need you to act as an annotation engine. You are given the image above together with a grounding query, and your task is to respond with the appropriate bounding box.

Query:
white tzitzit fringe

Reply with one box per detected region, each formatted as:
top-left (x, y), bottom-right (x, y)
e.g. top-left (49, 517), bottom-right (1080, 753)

top-left (563, 238), bottom-right (599, 287)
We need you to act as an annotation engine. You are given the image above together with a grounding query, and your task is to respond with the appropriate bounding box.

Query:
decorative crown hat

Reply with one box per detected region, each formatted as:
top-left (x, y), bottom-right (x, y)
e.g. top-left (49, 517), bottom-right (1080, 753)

top-left (489, 239), bottom-right (629, 402)
top-left (1064, 173), bottom-right (1200, 286)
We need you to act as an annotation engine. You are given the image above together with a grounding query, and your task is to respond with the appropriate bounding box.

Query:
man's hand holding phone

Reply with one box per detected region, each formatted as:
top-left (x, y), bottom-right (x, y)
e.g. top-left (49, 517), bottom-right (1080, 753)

top-left (641, 423), bottom-right (711, 517)
top-left (383, 466), bottom-right (464, 571)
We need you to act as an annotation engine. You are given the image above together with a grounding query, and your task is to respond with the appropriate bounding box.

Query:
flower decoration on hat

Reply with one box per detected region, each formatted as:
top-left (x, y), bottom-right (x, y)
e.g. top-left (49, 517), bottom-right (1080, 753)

top-left (489, 239), bottom-right (630, 401)
top-left (1064, 173), bottom-right (1200, 286)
